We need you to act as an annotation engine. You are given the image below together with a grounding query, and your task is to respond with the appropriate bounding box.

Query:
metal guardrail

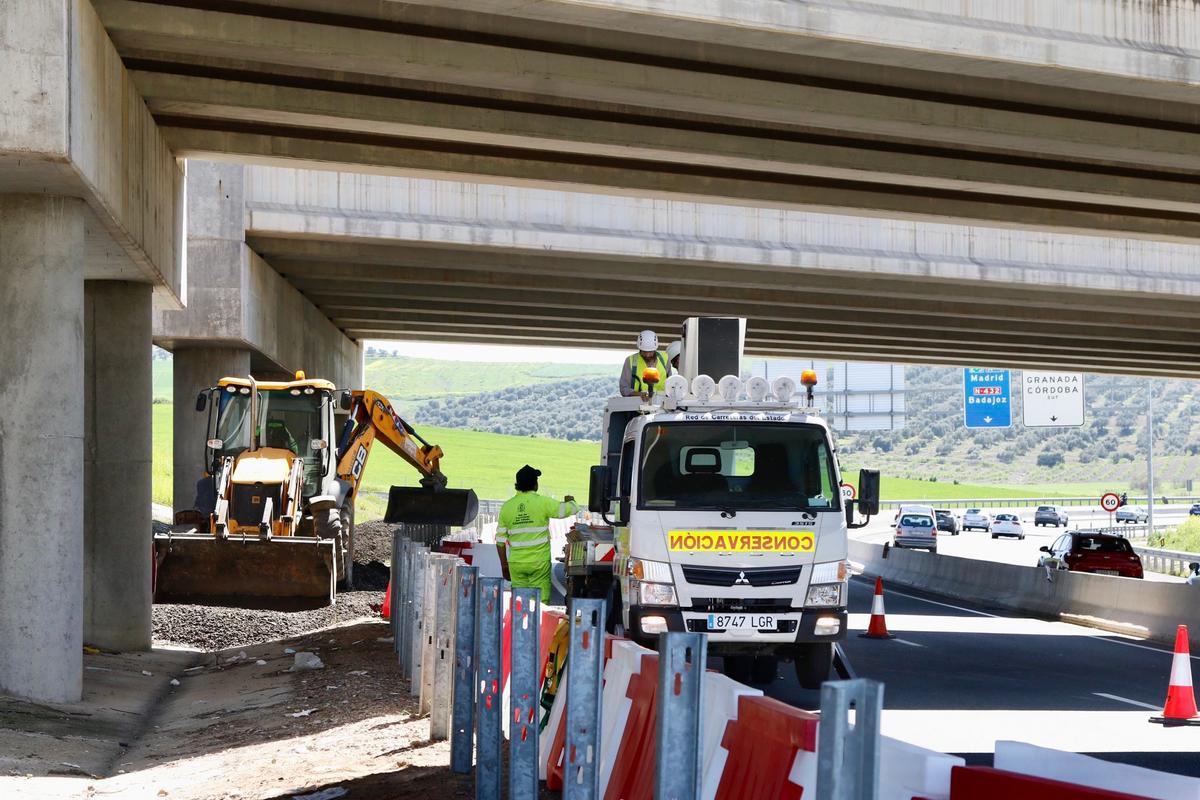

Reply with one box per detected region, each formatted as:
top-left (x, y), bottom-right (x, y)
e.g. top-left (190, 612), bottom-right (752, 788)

top-left (1132, 545), bottom-right (1200, 577)
top-left (882, 495), bottom-right (1200, 510)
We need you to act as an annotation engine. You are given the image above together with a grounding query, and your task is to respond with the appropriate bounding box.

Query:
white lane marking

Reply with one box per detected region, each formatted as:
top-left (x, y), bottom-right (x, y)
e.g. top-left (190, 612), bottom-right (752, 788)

top-left (850, 576), bottom-right (1200, 662)
top-left (895, 638), bottom-right (924, 648)
top-left (1093, 692), bottom-right (1161, 711)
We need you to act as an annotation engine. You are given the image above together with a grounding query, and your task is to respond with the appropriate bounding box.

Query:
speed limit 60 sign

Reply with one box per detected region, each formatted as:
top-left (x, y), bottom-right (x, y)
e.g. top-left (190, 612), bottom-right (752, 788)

top-left (1100, 492), bottom-right (1120, 513)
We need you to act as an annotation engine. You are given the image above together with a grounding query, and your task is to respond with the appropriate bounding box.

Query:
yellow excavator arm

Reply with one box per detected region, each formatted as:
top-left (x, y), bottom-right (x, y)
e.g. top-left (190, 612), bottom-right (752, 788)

top-left (336, 389), bottom-right (447, 493)
top-left (335, 389), bottom-right (477, 527)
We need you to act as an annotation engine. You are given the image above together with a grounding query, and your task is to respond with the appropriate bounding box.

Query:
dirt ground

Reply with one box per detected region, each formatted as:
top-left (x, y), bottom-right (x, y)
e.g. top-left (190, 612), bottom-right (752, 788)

top-left (3, 523), bottom-right (481, 800)
top-left (3, 621), bottom-right (470, 800)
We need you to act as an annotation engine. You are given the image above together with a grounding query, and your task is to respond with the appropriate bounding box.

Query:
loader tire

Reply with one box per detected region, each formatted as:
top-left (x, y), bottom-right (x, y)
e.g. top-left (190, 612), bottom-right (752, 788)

top-left (319, 506), bottom-right (355, 591)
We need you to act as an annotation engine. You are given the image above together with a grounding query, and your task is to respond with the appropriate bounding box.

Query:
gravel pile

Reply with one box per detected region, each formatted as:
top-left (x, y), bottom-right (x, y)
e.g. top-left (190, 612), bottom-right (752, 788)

top-left (151, 521), bottom-right (405, 652)
top-left (153, 588), bottom-right (385, 651)
top-left (353, 519), bottom-right (401, 564)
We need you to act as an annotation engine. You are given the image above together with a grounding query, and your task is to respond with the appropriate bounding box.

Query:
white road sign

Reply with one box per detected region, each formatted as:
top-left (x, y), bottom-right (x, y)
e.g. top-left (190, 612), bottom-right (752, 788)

top-left (1022, 371), bottom-right (1084, 427)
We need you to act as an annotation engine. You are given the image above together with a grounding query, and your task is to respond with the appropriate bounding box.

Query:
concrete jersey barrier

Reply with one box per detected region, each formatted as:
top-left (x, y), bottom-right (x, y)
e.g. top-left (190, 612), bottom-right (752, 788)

top-left (848, 539), bottom-right (1200, 647)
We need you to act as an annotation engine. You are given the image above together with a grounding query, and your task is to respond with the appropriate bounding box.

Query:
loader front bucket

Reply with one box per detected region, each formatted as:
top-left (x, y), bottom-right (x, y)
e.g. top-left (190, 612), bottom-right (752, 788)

top-left (384, 486), bottom-right (479, 527)
top-left (153, 532), bottom-right (337, 609)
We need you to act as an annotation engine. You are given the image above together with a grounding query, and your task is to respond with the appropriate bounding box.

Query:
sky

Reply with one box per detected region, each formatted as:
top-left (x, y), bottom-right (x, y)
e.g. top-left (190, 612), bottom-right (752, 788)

top-left (370, 339), bottom-right (628, 364)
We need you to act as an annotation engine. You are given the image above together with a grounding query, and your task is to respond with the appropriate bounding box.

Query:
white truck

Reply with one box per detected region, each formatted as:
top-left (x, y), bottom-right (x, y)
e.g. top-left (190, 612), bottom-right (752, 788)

top-left (569, 326), bottom-right (879, 688)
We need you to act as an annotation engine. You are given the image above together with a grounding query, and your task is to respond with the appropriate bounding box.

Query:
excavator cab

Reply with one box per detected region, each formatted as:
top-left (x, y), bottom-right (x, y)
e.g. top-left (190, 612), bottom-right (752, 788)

top-left (155, 375), bottom-right (478, 608)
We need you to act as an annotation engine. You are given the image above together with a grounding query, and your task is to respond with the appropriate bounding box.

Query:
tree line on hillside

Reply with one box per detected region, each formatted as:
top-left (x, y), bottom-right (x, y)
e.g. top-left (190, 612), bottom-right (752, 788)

top-left (412, 363), bottom-right (1200, 485)
top-left (414, 377), bottom-right (613, 440)
top-left (837, 365), bottom-right (1199, 482)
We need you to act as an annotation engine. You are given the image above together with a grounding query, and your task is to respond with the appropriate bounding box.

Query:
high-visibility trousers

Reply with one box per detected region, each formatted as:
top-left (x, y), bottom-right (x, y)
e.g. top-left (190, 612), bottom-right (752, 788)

top-left (510, 556), bottom-right (553, 603)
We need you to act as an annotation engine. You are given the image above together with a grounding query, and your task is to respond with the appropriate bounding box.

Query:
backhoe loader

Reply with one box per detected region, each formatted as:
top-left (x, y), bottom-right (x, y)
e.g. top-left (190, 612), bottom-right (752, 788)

top-left (154, 372), bottom-right (477, 606)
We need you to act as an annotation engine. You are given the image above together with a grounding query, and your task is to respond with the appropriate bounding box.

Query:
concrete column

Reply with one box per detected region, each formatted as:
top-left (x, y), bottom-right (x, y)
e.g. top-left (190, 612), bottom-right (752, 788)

top-left (172, 348), bottom-right (251, 513)
top-left (84, 281), bottom-right (153, 651)
top-left (0, 196), bottom-right (86, 702)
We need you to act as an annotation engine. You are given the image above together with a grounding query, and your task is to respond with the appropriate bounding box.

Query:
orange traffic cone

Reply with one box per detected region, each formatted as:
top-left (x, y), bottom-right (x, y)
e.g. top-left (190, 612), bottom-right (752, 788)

top-left (381, 582), bottom-right (392, 621)
top-left (859, 577), bottom-right (896, 640)
top-left (1150, 625), bottom-right (1200, 725)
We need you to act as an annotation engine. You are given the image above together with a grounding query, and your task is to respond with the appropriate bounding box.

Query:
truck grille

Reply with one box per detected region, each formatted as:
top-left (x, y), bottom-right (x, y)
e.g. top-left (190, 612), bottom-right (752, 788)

top-left (681, 565), bottom-right (801, 587)
top-left (689, 598), bottom-right (795, 613)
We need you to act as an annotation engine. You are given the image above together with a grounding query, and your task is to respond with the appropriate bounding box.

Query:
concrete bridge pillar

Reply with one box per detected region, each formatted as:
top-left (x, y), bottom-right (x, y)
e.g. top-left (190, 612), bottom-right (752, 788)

top-left (0, 195), bottom-right (86, 703)
top-left (172, 348), bottom-right (251, 514)
top-left (84, 281), bottom-right (153, 652)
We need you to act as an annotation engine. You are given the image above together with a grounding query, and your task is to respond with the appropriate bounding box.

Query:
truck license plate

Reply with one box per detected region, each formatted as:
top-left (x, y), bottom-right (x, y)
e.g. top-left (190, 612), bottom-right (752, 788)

top-left (707, 614), bottom-right (776, 631)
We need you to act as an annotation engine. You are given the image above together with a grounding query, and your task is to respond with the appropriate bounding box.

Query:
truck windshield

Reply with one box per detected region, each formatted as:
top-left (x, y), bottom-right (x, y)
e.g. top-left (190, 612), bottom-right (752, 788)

top-left (638, 422), bottom-right (838, 511)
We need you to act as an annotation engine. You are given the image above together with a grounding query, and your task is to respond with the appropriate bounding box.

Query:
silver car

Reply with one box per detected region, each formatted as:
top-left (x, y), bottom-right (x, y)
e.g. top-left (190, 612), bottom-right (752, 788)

top-left (962, 508), bottom-right (991, 532)
top-left (1116, 506), bottom-right (1148, 524)
top-left (894, 511), bottom-right (938, 553)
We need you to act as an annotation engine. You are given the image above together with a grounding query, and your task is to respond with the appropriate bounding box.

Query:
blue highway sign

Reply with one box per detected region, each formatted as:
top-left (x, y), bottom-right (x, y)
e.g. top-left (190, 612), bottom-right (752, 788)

top-left (963, 368), bottom-right (1011, 428)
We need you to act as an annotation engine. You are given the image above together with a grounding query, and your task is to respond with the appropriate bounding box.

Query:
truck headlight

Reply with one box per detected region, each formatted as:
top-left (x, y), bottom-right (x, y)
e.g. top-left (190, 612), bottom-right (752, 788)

top-left (635, 580), bottom-right (678, 606)
top-left (805, 583), bottom-right (843, 608)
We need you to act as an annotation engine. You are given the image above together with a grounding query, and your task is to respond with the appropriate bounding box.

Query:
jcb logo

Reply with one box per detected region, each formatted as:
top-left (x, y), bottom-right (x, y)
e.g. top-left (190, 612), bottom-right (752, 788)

top-left (351, 445), bottom-right (368, 479)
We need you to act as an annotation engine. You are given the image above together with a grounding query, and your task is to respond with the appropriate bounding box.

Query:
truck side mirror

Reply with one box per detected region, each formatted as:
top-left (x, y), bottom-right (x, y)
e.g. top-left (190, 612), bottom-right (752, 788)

top-left (339, 390), bottom-right (353, 411)
top-left (857, 469), bottom-right (881, 516)
top-left (195, 392), bottom-right (207, 412)
top-left (588, 465), bottom-right (610, 513)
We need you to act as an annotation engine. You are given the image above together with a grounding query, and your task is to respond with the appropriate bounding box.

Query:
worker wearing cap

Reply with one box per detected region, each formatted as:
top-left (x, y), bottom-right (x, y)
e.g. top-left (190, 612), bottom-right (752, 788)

top-left (619, 330), bottom-right (671, 399)
top-left (496, 465), bottom-right (579, 601)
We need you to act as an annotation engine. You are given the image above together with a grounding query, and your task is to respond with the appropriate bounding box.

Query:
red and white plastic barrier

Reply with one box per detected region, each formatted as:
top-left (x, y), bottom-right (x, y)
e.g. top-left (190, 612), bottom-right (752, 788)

top-left (993, 741), bottom-right (1200, 799)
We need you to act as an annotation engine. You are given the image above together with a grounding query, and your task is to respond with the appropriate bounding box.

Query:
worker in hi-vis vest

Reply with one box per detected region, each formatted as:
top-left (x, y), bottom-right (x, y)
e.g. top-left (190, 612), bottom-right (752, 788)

top-left (619, 330), bottom-right (671, 399)
top-left (496, 465), bottom-right (579, 601)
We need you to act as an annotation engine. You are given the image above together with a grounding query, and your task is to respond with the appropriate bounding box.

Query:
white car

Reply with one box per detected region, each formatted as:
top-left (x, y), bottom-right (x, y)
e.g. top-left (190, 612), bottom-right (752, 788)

top-left (962, 508), bottom-right (991, 531)
top-left (990, 513), bottom-right (1025, 540)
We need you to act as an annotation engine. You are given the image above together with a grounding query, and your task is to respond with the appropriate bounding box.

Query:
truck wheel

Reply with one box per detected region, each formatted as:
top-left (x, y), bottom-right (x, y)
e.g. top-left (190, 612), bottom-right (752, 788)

top-left (793, 643), bottom-right (832, 690)
top-left (751, 655), bottom-right (778, 684)
top-left (722, 655), bottom-right (754, 684)
top-left (604, 584), bottom-right (625, 636)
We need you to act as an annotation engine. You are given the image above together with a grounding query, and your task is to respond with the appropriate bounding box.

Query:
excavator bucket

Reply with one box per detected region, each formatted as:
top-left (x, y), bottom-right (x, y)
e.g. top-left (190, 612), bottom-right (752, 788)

top-left (384, 486), bottom-right (479, 527)
top-left (153, 532), bottom-right (337, 608)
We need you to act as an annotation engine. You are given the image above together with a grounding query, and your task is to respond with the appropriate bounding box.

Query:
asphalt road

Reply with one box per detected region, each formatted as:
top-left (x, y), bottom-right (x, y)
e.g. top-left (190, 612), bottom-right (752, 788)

top-left (748, 577), bottom-right (1200, 777)
top-left (856, 505), bottom-right (1189, 582)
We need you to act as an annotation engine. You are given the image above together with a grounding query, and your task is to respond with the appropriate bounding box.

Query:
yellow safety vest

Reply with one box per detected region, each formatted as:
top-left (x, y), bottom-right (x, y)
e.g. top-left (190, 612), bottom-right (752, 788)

top-left (496, 492), bottom-right (579, 567)
top-left (626, 352), bottom-right (669, 393)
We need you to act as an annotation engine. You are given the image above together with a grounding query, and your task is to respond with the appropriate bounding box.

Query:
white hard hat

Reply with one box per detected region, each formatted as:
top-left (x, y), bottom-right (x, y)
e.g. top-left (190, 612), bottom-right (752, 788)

top-left (667, 341), bottom-right (681, 362)
top-left (637, 330), bottom-right (658, 351)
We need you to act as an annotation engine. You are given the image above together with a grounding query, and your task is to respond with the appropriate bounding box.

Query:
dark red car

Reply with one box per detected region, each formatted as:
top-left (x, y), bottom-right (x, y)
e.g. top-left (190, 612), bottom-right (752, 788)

top-left (1038, 532), bottom-right (1143, 579)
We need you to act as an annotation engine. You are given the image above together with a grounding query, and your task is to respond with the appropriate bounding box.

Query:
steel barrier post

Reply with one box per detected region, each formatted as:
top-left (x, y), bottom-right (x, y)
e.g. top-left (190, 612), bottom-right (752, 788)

top-left (420, 552), bottom-right (440, 706)
top-left (404, 544), bottom-right (427, 679)
top-left (564, 598), bottom-right (605, 800)
top-left (399, 537), bottom-right (413, 672)
top-left (451, 564), bottom-right (478, 773)
top-left (655, 632), bottom-right (707, 800)
top-left (476, 577), bottom-right (503, 800)
top-left (430, 557), bottom-right (458, 739)
top-left (817, 679), bottom-right (884, 800)
top-left (390, 531), bottom-right (404, 659)
top-left (509, 587), bottom-right (540, 800)
top-left (408, 547), bottom-right (428, 694)
top-left (421, 555), bottom-right (448, 716)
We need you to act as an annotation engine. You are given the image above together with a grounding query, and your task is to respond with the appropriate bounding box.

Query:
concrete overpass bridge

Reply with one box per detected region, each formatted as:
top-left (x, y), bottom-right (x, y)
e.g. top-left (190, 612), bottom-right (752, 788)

top-left (1, 0), bottom-right (1199, 704)
top-left (98, 0), bottom-right (1200, 241)
top-left (241, 165), bottom-right (1200, 379)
